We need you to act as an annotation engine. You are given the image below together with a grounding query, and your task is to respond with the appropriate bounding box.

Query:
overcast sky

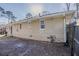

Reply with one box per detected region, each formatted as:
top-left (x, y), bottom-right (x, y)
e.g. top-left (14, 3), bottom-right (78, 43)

top-left (0, 3), bottom-right (76, 24)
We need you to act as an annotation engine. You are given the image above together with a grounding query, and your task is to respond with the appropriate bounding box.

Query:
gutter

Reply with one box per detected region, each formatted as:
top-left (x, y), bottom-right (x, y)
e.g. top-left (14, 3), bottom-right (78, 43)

top-left (9, 10), bottom-right (75, 25)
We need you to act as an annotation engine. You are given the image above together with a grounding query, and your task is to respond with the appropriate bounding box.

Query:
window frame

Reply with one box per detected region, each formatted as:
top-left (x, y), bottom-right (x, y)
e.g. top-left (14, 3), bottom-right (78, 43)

top-left (20, 24), bottom-right (22, 29)
top-left (39, 18), bottom-right (45, 30)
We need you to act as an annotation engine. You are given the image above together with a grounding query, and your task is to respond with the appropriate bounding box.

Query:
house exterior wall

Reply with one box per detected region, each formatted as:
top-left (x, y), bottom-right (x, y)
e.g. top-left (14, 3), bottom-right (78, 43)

top-left (6, 25), bottom-right (11, 36)
top-left (7, 15), bottom-right (72, 42)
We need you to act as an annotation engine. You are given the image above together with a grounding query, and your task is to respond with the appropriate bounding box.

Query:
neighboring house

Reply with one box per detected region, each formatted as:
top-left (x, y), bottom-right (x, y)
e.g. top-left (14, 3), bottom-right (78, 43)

top-left (0, 24), bottom-right (6, 34)
top-left (6, 10), bottom-right (75, 42)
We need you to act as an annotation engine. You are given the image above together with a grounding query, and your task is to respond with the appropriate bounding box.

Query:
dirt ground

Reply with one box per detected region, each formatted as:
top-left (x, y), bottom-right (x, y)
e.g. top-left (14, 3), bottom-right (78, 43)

top-left (0, 36), bottom-right (71, 56)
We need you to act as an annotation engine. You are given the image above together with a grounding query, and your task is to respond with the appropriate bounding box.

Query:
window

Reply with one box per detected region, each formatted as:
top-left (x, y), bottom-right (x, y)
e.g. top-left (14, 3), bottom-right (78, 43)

top-left (20, 24), bottom-right (22, 29)
top-left (40, 18), bottom-right (45, 30)
top-left (16, 25), bottom-right (18, 32)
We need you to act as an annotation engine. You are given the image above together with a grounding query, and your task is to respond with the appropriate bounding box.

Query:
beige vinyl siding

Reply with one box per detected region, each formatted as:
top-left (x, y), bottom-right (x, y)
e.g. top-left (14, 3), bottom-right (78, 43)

top-left (7, 14), bottom-right (72, 42)
top-left (11, 17), bottom-right (65, 42)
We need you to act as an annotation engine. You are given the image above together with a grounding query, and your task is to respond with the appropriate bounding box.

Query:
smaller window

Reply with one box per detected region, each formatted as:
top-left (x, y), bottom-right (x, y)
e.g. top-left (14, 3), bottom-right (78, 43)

top-left (20, 24), bottom-right (22, 29)
top-left (40, 19), bottom-right (45, 30)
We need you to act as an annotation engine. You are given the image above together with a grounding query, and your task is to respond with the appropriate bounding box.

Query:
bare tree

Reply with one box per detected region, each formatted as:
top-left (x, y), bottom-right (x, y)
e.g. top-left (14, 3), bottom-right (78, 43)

top-left (64, 3), bottom-right (71, 47)
top-left (0, 6), bottom-right (16, 24)
top-left (26, 13), bottom-right (32, 19)
top-left (66, 3), bottom-right (70, 11)
top-left (11, 15), bottom-right (16, 22)
top-left (0, 6), bottom-right (5, 17)
top-left (5, 11), bottom-right (16, 23)
top-left (75, 3), bottom-right (79, 18)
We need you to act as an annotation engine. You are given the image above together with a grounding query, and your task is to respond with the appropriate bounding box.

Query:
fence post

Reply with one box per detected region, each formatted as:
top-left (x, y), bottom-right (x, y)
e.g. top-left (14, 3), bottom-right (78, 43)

top-left (71, 26), bottom-right (75, 56)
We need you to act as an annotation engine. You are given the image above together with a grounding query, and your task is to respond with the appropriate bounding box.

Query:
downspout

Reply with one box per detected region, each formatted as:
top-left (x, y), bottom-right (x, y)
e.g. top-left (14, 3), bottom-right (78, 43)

top-left (64, 10), bottom-right (67, 43)
top-left (10, 22), bottom-right (12, 37)
top-left (64, 16), bottom-right (66, 42)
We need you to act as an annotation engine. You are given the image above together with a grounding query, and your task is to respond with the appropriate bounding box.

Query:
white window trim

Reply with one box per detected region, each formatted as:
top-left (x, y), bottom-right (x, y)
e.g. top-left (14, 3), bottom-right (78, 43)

top-left (39, 18), bottom-right (45, 30)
